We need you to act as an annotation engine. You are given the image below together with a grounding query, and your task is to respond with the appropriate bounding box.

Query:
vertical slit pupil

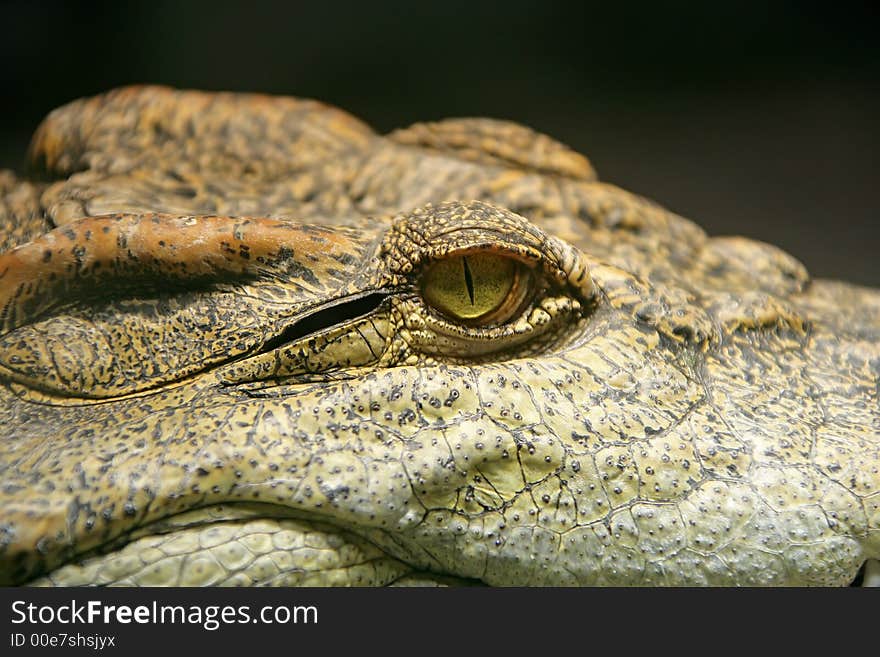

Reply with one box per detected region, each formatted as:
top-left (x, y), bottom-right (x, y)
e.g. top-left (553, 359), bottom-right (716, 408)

top-left (462, 256), bottom-right (475, 305)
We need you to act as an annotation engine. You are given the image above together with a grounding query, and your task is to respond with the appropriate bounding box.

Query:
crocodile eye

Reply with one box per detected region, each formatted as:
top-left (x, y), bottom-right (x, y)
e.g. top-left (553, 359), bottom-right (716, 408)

top-left (421, 252), bottom-right (531, 325)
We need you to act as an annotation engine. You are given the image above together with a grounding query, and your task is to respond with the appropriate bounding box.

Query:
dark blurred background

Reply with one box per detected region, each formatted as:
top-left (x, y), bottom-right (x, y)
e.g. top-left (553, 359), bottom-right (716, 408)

top-left (2, 1), bottom-right (877, 284)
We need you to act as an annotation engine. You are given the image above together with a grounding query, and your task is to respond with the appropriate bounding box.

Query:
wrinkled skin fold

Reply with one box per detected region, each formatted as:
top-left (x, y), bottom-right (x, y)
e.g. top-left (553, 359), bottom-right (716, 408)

top-left (0, 86), bottom-right (878, 586)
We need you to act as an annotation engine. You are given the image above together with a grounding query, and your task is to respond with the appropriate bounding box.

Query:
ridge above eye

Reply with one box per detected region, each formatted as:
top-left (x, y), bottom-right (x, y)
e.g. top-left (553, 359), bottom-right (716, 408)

top-left (420, 252), bottom-right (532, 325)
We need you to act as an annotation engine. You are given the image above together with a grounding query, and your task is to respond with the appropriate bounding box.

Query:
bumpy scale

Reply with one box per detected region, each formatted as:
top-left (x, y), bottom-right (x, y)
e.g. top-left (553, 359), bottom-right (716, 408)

top-left (0, 86), bottom-right (877, 586)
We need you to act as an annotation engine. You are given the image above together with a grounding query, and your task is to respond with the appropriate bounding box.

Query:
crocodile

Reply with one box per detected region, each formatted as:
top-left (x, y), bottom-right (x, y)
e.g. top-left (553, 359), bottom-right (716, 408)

top-left (0, 86), bottom-right (878, 586)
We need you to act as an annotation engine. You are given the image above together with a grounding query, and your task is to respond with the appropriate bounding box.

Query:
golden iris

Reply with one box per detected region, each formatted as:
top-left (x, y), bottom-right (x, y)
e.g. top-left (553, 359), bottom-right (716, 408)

top-left (421, 253), bottom-right (525, 324)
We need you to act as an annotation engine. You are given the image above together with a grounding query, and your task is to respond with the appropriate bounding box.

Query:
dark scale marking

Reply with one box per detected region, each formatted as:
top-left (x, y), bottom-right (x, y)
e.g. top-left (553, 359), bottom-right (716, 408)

top-left (0, 87), bottom-right (875, 588)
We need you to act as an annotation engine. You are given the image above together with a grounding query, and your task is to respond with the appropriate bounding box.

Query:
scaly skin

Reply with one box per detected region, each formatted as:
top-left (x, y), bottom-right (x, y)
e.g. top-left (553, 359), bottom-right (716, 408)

top-left (0, 86), bottom-right (877, 586)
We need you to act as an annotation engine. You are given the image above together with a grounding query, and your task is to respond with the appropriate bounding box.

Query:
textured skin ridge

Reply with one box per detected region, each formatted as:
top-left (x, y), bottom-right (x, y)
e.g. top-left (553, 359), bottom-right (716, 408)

top-left (387, 118), bottom-right (598, 181)
top-left (0, 87), bottom-right (877, 586)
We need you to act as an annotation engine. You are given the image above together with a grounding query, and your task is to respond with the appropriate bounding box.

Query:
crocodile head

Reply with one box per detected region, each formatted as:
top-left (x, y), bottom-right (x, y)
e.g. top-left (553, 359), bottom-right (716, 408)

top-left (1, 87), bottom-right (878, 586)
